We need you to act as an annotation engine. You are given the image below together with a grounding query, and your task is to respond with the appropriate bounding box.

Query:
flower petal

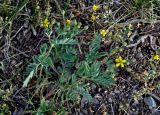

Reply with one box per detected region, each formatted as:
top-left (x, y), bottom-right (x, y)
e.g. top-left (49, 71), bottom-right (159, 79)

top-left (118, 56), bottom-right (122, 61)
top-left (116, 63), bottom-right (120, 67)
top-left (115, 58), bottom-right (119, 63)
top-left (120, 63), bottom-right (124, 67)
top-left (122, 60), bottom-right (126, 63)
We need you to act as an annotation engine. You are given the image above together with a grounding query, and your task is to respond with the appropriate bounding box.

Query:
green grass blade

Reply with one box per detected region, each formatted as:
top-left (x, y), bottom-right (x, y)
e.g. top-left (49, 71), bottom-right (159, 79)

top-left (5, 0), bottom-right (29, 26)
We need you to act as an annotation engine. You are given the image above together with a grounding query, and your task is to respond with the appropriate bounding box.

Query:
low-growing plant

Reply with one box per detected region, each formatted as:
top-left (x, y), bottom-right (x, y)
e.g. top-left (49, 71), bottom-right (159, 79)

top-left (36, 98), bottom-right (50, 114)
top-left (132, 0), bottom-right (159, 9)
top-left (132, 0), bottom-right (151, 9)
top-left (23, 20), bottom-right (116, 113)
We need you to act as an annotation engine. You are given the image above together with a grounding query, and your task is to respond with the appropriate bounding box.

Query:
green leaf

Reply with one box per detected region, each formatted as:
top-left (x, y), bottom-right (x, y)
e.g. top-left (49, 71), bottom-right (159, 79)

top-left (74, 85), bottom-right (92, 102)
top-left (53, 38), bottom-right (78, 45)
top-left (90, 62), bottom-right (101, 77)
top-left (77, 61), bottom-right (101, 77)
top-left (5, 0), bottom-right (29, 27)
top-left (43, 57), bottom-right (53, 67)
top-left (76, 61), bottom-right (90, 76)
top-left (56, 106), bottom-right (67, 115)
top-left (40, 43), bottom-right (48, 54)
top-left (86, 52), bottom-right (107, 62)
top-left (23, 70), bottom-right (34, 87)
top-left (86, 33), bottom-right (108, 61)
top-left (89, 34), bottom-right (101, 52)
top-left (38, 55), bottom-right (53, 67)
top-left (77, 60), bottom-right (115, 87)
top-left (92, 73), bottom-right (114, 86)
top-left (23, 63), bottom-right (39, 87)
top-left (37, 98), bottom-right (49, 114)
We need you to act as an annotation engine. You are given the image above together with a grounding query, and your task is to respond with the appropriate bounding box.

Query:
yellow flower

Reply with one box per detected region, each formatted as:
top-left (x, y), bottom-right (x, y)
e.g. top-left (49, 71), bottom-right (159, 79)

top-left (115, 56), bottom-right (126, 68)
top-left (66, 19), bottom-right (71, 25)
top-left (92, 4), bottom-right (99, 12)
top-left (41, 19), bottom-right (50, 28)
top-left (153, 55), bottom-right (160, 61)
top-left (100, 29), bottom-right (109, 37)
top-left (91, 15), bottom-right (97, 21)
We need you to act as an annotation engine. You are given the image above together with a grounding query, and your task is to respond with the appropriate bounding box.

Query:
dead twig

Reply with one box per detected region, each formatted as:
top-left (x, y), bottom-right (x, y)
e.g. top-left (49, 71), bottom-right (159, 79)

top-left (111, 103), bottom-right (115, 115)
top-left (10, 45), bottom-right (29, 57)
